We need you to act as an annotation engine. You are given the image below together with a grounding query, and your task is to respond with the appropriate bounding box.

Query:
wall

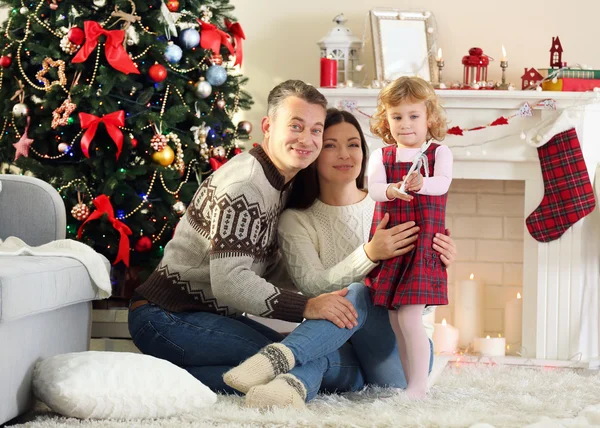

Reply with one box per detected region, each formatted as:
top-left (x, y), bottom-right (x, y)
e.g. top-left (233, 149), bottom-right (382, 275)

top-left (231, 0), bottom-right (600, 143)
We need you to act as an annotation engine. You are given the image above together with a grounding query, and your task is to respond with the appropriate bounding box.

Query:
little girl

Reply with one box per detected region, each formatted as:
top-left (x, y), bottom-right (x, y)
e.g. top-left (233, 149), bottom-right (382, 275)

top-left (366, 76), bottom-right (452, 399)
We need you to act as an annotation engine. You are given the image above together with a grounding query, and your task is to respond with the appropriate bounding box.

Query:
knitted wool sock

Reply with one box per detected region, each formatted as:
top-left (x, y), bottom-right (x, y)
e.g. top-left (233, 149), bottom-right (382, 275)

top-left (223, 343), bottom-right (295, 394)
top-left (245, 374), bottom-right (307, 409)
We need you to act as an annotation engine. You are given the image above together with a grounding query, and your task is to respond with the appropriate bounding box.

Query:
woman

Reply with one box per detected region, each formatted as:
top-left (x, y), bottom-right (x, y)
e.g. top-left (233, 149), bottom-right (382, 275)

top-left (223, 108), bottom-right (456, 408)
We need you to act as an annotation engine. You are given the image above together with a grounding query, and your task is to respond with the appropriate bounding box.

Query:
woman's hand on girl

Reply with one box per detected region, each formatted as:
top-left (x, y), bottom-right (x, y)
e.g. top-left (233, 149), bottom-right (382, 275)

top-left (364, 213), bottom-right (419, 262)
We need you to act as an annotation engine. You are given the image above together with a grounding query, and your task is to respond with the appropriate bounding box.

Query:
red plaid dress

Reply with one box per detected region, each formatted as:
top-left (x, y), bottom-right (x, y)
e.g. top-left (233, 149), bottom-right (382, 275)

top-left (365, 143), bottom-right (448, 309)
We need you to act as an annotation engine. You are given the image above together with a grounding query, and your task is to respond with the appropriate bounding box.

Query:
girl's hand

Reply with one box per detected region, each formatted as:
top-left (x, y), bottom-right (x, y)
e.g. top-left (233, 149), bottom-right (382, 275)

top-left (403, 171), bottom-right (423, 192)
top-left (386, 183), bottom-right (414, 202)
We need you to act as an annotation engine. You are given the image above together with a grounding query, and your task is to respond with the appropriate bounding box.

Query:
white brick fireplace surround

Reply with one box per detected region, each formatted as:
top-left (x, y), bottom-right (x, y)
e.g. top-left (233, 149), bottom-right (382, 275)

top-left (321, 88), bottom-right (600, 365)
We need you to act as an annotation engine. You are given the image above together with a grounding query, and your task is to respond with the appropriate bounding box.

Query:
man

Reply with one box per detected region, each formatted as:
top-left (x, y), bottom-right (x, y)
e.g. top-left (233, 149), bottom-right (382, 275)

top-left (129, 80), bottom-right (360, 395)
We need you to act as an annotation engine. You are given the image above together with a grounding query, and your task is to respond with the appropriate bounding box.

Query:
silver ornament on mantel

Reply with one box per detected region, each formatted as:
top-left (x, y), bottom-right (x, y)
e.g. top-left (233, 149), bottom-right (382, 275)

top-left (12, 103), bottom-right (28, 117)
top-left (194, 78), bottom-right (212, 99)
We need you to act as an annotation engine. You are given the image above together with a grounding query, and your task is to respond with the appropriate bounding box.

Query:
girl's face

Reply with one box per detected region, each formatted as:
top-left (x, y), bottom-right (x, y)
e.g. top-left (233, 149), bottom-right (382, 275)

top-left (317, 121), bottom-right (364, 186)
top-left (385, 100), bottom-right (429, 148)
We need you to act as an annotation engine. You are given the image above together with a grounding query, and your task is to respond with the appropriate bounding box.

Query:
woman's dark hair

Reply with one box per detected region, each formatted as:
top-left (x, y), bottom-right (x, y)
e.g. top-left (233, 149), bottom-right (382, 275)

top-left (287, 108), bottom-right (369, 210)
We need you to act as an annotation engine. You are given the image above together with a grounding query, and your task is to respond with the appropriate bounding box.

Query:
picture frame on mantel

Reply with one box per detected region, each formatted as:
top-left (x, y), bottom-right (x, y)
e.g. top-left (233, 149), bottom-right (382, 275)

top-left (370, 9), bottom-right (437, 83)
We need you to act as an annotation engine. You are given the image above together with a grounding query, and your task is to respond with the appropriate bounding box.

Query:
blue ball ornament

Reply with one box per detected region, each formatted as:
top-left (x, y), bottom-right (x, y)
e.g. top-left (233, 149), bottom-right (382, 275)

top-left (206, 128), bottom-right (218, 144)
top-left (206, 65), bottom-right (227, 86)
top-left (164, 43), bottom-right (183, 64)
top-left (180, 28), bottom-right (200, 49)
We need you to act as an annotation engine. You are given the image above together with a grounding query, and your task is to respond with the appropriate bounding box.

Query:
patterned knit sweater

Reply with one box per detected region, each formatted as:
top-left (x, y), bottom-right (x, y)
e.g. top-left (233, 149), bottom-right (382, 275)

top-left (136, 146), bottom-right (308, 322)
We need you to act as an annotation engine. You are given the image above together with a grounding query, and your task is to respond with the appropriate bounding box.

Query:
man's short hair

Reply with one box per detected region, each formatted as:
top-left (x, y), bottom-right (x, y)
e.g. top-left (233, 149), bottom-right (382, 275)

top-left (266, 80), bottom-right (327, 119)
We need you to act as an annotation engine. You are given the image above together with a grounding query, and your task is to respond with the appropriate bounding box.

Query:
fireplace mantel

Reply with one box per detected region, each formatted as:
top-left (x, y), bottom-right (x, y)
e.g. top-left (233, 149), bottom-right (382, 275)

top-left (320, 88), bottom-right (600, 365)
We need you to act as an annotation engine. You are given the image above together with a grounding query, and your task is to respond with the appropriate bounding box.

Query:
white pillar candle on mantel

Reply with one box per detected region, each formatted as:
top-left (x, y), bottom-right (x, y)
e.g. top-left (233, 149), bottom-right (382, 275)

top-left (474, 335), bottom-right (506, 357)
top-left (504, 292), bottom-right (523, 352)
top-left (454, 273), bottom-right (484, 349)
top-left (433, 318), bottom-right (459, 355)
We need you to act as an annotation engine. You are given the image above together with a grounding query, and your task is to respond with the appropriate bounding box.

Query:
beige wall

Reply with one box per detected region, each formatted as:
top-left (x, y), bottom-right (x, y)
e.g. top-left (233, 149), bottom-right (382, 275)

top-left (233, 0), bottom-right (600, 142)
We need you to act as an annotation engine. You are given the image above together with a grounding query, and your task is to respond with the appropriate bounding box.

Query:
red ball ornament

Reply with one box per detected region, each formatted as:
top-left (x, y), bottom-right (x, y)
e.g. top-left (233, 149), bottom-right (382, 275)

top-left (233, 147), bottom-right (243, 155)
top-left (166, 0), bottom-right (179, 12)
top-left (148, 63), bottom-right (167, 82)
top-left (67, 27), bottom-right (85, 45)
top-left (0, 55), bottom-right (12, 68)
top-left (134, 236), bottom-right (153, 252)
top-left (130, 138), bottom-right (138, 148)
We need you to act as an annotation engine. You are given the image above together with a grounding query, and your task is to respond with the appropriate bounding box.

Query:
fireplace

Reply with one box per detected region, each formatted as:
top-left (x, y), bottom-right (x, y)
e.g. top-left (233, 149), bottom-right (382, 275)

top-left (321, 88), bottom-right (600, 366)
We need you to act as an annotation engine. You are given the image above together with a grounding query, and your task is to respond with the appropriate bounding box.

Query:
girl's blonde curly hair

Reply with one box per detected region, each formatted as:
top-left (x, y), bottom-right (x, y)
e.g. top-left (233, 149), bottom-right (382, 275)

top-left (370, 76), bottom-right (447, 145)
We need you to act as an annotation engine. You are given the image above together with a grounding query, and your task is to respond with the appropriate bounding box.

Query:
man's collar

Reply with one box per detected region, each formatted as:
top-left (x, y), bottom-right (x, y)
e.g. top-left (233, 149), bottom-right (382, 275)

top-left (249, 145), bottom-right (286, 191)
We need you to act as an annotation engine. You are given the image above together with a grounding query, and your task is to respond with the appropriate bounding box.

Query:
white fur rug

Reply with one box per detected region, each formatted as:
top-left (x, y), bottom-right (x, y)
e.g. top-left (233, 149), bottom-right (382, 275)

top-left (8, 364), bottom-right (600, 428)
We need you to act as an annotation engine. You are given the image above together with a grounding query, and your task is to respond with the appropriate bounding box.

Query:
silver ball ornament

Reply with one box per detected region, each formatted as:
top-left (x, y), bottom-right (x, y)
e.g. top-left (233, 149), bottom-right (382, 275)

top-left (216, 99), bottom-right (226, 109)
top-left (19, 6), bottom-right (29, 14)
top-left (173, 201), bottom-right (187, 216)
top-left (205, 65), bottom-right (227, 86)
top-left (93, 0), bottom-right (106, 7)
top-left (237, 120), bottom-right (253, 134)
top-left (58, 143), bottom-right (70, 153)
top-left (194, 79), bottom-right (212, 98)
top-left (165, 43), bottom-right (183, 64)
top-left (180, 28), bottom-right (201, 49)
top-left (12, 103), bottom-right (28, 117)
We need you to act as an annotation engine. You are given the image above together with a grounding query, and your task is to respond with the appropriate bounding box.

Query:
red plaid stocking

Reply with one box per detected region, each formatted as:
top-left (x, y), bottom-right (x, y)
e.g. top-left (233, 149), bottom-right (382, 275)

top-left (526, 128), bottom-right (596, 242)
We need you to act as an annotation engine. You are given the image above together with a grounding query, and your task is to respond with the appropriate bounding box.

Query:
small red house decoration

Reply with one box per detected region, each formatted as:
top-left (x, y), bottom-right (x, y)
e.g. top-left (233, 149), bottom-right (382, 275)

top-left (549, 36), bottom-right (564, 68)
top-left (462, 47), bottom-right (489, 85)
top-left (521, 67), bottom-right (543, 90)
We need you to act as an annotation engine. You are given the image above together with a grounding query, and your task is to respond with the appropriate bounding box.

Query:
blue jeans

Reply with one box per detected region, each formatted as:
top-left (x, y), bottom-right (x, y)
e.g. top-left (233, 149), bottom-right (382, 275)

top-left (129, 283), bottom-right (433, 402)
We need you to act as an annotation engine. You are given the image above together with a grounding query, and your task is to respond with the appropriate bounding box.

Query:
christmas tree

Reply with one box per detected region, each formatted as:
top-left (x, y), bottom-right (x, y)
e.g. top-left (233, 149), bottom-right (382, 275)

top-left (0, 0), bottom-right (252, 291)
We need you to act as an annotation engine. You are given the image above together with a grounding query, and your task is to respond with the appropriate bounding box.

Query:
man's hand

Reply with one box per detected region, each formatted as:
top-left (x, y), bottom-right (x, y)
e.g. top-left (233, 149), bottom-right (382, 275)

top-left (303, 288), bottom-right (358, 329)
top-left (433, 229), bottom-right (457, 267)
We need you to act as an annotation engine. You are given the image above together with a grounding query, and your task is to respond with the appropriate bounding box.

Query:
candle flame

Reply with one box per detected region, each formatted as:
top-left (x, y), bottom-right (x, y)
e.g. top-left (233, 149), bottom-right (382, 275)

top-left (442, 318), bottom-right (447, 326)
top-left (498, 334), bottom-right (502, 338)
top-left (507, 345), bottom-right (510, 350)
top-left (486, 335), bottom-right (490, 339)
top-left (517, 292), bottom-right (522, 299)
top-left (469, 273), bottom-right (474, 280)
top-left (437, 48), bottom-right (442, 61)
top-left (502, 45), bottom-right (507, 60)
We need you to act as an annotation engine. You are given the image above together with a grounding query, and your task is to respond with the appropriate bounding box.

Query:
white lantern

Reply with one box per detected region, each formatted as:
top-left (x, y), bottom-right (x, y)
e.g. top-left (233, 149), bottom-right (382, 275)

top-left (318, 14), bottom-right (361, 85)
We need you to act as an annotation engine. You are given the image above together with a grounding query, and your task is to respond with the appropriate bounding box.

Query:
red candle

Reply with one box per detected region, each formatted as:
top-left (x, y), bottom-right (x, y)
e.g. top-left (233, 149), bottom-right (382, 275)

top-left (320, 57), bottom-right (337, 88)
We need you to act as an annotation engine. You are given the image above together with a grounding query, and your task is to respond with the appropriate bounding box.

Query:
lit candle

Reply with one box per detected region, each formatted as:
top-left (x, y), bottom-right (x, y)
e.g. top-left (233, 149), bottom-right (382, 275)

top-left (320, 57), bottom-right (337, 88)
top-left (433, 318), bottom-right (459, 355)
top-left (454, 274), bottom-right (485, 349)
top-left (474, 334), bottom-right (506, 357)
top-left (501, 45), bottom-right (507, 61)
top-left (504, 292), bottom-right (522, 352)
top-left (436, 48), bottom-right (443, 62)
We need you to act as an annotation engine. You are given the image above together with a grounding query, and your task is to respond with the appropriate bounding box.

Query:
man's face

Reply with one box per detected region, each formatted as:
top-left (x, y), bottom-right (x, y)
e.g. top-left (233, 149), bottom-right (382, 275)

top-left (261, 96), bottom-right (325, 183)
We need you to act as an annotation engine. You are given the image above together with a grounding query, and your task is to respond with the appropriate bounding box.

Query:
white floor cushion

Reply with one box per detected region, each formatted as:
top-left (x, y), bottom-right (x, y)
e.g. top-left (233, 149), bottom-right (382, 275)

top-left (33, 351), bottom-right (217, 419)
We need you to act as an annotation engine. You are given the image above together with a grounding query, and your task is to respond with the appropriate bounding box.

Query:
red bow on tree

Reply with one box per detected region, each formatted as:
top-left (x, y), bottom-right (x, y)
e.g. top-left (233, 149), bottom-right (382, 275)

top-left (77, 195), bottom-right (133, 267)
top-left (72, 21), bottom-right (140, 75)
top-left (79, 111), bottom-right (125, 160)
top-left (198, 20), bottom-right (234, 56)
top-left (224, 19), bottom-right (245, 67)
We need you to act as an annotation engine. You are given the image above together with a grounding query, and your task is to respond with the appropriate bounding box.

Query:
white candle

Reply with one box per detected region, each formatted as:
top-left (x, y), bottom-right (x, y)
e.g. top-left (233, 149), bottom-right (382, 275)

top-left (454, 274), bottom-right (485, 349)
top-left (436, 48), bottom-right (443, 62)
top-left (504, 292), bottom-right (523, 351)
top-left (475, 335), bottom-right (506, 357)
top-left (501, 45), bottom-right (507, 61)
top-left (433, 318), bottom-right (459, 355)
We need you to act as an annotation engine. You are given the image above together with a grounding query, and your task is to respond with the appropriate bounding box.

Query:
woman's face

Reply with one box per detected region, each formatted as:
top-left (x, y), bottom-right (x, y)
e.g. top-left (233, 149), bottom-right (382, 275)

top-left (317, 121), bottom-right (364, 186)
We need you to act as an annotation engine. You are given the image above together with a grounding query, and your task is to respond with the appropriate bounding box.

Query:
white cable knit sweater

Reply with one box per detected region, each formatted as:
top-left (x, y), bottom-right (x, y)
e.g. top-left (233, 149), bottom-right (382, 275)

top-left (277, 193), bottom-right (434, 338)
